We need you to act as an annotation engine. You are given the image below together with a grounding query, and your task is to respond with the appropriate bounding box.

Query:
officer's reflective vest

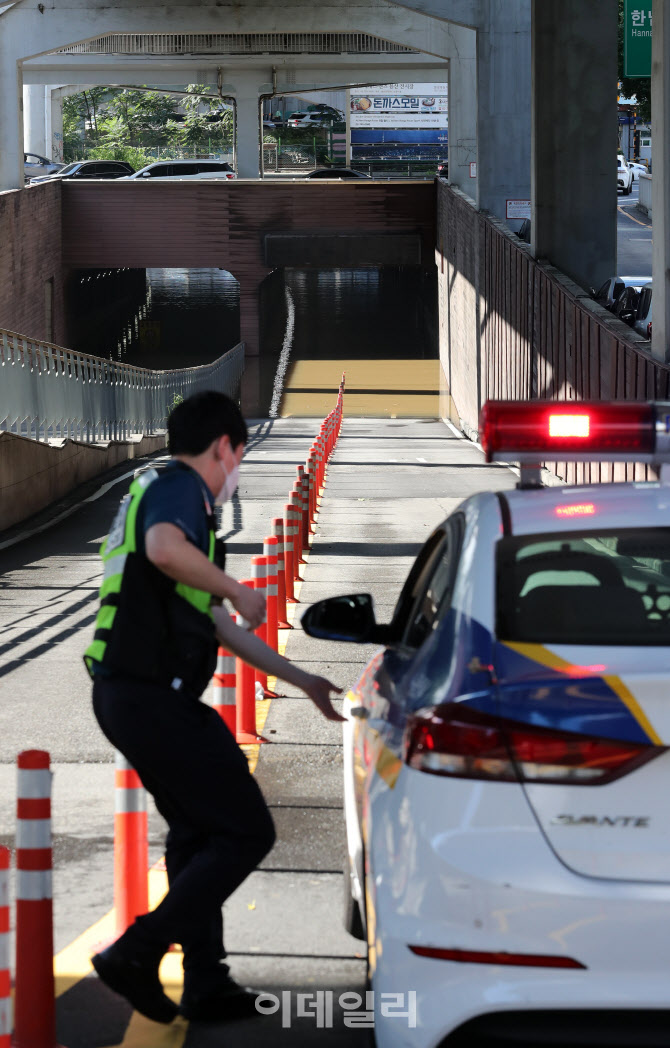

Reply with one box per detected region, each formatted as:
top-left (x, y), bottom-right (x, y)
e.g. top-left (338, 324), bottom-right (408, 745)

top-left (84, 466), bottom-right (218, 697)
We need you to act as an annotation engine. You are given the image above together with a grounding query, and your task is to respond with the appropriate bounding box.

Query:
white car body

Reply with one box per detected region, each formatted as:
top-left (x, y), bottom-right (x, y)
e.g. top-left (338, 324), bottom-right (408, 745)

top-left (124, 160), bottom-right (236, 180)
top-left (339, 479), bottom-right (670, 1048)
top-left (628, 161), bottom-right (648, 181)
top-left (617, 155), bottom-right (633, 194)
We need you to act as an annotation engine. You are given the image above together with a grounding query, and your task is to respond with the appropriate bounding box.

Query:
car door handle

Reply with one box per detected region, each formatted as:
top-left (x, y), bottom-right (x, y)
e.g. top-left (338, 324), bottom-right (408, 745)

top-left (350, 706), bottom-right (369, 720)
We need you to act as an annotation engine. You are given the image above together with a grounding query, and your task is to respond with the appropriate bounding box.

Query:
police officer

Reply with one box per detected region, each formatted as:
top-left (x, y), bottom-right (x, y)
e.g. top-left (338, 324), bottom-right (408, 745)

top-left (85, 391), bottom-right (343, 1024)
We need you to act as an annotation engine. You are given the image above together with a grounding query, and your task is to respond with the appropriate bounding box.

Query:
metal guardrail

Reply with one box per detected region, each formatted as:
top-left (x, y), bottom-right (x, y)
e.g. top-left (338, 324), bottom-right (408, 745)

top-left (0, 329), bottom-right (245, 443)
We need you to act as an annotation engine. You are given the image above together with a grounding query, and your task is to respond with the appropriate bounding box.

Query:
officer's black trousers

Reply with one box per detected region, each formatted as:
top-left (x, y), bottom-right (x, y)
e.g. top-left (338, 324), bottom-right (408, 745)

top-left (92, 677), bottom-right (276, 973)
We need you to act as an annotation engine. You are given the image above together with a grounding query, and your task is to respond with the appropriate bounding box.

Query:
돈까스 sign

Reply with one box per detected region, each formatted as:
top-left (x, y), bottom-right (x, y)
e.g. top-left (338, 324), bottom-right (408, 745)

top-left (350, 83), bottom-right (448, 129)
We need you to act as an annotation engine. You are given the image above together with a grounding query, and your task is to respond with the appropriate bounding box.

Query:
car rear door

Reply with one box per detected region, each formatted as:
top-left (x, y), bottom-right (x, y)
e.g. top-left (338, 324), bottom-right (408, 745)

top-left (350, 520), bottom-right (463, 821)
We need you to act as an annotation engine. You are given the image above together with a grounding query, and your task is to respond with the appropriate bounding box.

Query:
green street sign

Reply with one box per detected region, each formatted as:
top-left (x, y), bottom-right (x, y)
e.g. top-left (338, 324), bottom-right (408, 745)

top-left (624, 0), bottom-right (652, 78)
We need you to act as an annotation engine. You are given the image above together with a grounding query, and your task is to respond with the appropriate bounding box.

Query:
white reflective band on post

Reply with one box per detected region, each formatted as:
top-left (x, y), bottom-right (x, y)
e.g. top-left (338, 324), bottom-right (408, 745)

top-left (215, 689), bottom-right (236, 706)
top-left (0, 876), bottom-right (7, 909)
top-left (0, 932), bottom-right (8, 970)
top-left (103, 552), bottom-right (127, 581)
top-left (115, 788), bottom-right (147, 814)
top-left (115, 752), bottom-right (131, 772)
top-left (0, 1001), bottom-right (10, 1038)
top-left (16, 820), bottom-right (51, 849)
top-left (267, 584), bottom-right (278, 596)
top-left (17, 769), bottom-right (51, 799)
top-left (17, 870), bottom-right (52, 901)
top-left (216, 652), bottom-right (233, 672)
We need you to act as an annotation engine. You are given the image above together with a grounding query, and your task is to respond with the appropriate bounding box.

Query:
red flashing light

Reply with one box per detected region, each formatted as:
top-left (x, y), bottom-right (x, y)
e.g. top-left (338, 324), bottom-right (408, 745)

top-left (408, 945), bottom-right (586, 969)
top-left (555, 503), bottom-right (596, 517)
top-left (548, 414), bottom-right (590, 438)
top-left (479, 400), bottom-right (655, 462)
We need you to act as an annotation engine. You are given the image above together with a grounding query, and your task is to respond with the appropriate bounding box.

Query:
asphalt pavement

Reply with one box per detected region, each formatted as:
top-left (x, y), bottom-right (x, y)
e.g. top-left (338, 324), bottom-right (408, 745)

top-left (617, 180), bottom-right (652, 279)
top-left (0, 416), bottom-right (515, 1047)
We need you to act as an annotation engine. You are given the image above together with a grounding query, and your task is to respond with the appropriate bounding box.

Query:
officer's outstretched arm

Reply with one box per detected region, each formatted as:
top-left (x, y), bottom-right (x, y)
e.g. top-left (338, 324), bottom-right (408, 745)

top-left (212, 606), bottom-right (345, 722)
top-left (146, 523), bottom-right (265, 628)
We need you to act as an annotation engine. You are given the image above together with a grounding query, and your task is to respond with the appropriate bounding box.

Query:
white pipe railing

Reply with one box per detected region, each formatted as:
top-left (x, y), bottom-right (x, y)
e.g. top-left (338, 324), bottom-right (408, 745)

top-left (0, 329), bottom-right (245, 443)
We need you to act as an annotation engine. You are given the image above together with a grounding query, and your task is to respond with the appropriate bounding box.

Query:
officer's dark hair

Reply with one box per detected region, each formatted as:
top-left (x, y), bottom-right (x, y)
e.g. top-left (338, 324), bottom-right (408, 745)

top-left (168, 391), bottom-right (248, 455)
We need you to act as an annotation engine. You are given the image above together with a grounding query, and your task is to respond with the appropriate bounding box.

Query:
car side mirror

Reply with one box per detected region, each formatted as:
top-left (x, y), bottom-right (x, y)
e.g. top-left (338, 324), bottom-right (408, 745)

top-left (301, 594), bottom-right (390, 644)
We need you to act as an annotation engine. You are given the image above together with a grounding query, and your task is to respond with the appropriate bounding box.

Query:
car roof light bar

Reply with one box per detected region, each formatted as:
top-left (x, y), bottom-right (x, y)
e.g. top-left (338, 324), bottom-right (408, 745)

top-left (479, 400), bottom-right (670, 465)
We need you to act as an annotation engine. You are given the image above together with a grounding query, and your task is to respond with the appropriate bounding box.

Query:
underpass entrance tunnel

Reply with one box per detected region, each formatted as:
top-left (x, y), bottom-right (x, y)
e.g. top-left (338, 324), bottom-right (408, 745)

top-left (66, 263), bottom-right (439, 418)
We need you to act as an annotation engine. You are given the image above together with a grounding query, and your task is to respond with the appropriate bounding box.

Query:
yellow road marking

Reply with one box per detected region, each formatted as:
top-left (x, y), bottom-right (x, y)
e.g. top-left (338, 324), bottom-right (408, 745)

top-left (617, 204), bottom-right (652, 229)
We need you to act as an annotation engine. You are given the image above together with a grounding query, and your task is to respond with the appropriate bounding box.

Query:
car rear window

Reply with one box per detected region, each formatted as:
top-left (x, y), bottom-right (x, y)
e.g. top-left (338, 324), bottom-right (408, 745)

top-left (496, 528), bottom-right (670, 645)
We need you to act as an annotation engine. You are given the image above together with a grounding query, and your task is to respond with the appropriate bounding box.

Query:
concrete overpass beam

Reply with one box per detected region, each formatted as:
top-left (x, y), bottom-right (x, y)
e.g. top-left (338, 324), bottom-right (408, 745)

top-left (476, 0), bottom-right (531, 222)
top-left (531, 0), bottom-right (617, 291)
top-left (50, 89), bottom-right (65, 164)
top-left (448, 47), bottom-right (477, 196)
top-left (23, 84), bottom-right (48, 156)
top-left (234, 80), bottom-right (262, 179)
top-left (0, 34), bottom-right (24, 189)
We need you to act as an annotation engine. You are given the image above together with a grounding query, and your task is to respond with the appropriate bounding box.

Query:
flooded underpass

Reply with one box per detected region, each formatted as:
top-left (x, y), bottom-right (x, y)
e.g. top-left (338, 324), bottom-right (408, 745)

top-left (68, 264), bottom-right (438, 415)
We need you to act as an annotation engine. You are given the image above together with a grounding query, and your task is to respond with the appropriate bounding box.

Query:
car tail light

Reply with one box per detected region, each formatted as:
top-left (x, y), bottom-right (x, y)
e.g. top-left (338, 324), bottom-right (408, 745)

top-left (647, 321), bottom-right (652, 338)
top-left (408, 945), bottom-right (586, 969)
top-left (403, 704), bottom-right (657, 784)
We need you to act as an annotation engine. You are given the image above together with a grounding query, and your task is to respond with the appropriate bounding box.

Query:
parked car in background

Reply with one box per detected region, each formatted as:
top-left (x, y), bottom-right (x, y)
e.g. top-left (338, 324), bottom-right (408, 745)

top-left (592, 275), bottom-right (646, 312)
top-left (436, 158), bottom-right (448, 178)
top-left (611, 284), bottom-right (641, 326)
top-left (29, 160), bottom-right (135, 183)
top-left (618, 154), bottom-right (633, 194)
top-left (628, 160), bottom-right (649, 181)
top-left (286, 111), bottom-right (335, 128)
top-left (124, 160), bottom-right (236, 179)
top-left (24, 153), bottom-right (63, 181)
top-left (633, 281), bottom-right (653, 339)
top-left (304, 167), bottom-right (371, 179)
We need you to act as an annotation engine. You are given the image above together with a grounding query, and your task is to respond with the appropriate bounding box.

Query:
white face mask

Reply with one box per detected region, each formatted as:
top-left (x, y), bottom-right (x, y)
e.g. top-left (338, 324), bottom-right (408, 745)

top-left (215, 458), bottom-right (239, 505)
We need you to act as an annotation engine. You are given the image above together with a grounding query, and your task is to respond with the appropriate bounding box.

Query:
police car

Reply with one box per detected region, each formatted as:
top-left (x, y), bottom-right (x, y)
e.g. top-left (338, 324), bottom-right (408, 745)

top-left (303, 401), bottom-right (670, 1048)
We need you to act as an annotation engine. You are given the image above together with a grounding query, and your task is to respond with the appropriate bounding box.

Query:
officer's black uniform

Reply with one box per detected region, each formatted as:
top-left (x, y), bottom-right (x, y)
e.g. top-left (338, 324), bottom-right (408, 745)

top-left (86, 461), bottom-right (275, 991)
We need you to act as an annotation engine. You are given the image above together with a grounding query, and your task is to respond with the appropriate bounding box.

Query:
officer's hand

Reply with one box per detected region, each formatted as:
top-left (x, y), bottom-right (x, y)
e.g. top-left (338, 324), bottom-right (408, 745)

top-left (231, 584), bottom-right (266, 629)
top-left (302, 675), bottom-right (346, 722)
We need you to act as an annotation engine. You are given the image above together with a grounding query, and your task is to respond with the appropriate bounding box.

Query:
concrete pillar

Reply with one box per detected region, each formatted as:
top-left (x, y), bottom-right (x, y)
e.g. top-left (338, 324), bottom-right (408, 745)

top-left (447, 45), bottom-right (477, 197)
top-left (234, 77), bottom-right (261, 179)
top-left (0, 37), bottom-right (25, 189)
top-left (476, 0), bottom-right (531, 222)
top-left (531, 1), bottom-right (617, 291)
top-left (23, 84), bottom-right (47, 156)
top-left (652, 0), bottom-right (670, 362)
top-left (50, 89), bottom-right (65, 163)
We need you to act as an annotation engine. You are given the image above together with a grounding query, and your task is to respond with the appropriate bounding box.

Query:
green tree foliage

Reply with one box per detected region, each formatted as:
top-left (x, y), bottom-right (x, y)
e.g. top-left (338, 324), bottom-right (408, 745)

top-left (618, 0), bottom-right (651, 121)
top-left (60, 85), bottom-right (233, 162)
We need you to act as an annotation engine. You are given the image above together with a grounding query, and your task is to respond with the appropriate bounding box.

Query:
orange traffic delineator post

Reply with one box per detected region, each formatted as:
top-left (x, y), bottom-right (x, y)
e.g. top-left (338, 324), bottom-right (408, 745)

top-left (0, 847), bottom-right (10, 1048)
top-left (300, 471), bottom-right (311, 552)
top-left (270, 519), bottom-right (291, 627)
top-left (255, 553), bottom-right (283, 698)
top-left (283, 504), bottom-right (298, 603)
top-left (211, 643), bottom-right (236, 735)
top-left (290, 488), bottom-right (307, 565)
top-left (307, 454), bottom-right (318, 530)
top-left (287, 501), bottom-right (303, 581)
top-left (14, 750), bottom-right (61, 1048)
top-left (114, 752), bottom-right (149, 938)
top-left (263, 537), bottom-right (280, 653)
top-left (235, 581), bottom-right (268, 745)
